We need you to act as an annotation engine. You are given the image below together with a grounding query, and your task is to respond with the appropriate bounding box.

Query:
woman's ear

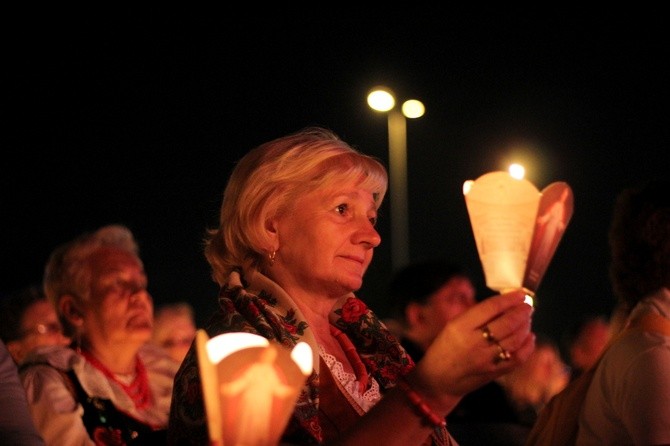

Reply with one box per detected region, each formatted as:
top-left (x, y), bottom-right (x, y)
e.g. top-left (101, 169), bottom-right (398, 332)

top-left (59, 295), bottom-right (84, 327)
top-left (264, 216), bottom-right (279, 247)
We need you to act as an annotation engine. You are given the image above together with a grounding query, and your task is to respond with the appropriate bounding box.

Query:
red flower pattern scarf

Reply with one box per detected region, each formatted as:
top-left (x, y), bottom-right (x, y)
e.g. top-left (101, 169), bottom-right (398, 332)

top-left (167, 269), bottom-right (450, 445)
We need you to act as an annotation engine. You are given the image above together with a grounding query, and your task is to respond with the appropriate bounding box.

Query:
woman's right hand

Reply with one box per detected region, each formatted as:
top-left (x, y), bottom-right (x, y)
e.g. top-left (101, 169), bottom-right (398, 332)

top-left (411, 289), bottom-right (535, 406)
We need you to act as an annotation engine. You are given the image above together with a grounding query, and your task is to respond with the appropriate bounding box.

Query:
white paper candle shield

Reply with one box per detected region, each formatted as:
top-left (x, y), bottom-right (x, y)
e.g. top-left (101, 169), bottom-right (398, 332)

top-left (463, 171), bottom-right (573, 299)
top-left (196, 330), bottom-right (313, 446)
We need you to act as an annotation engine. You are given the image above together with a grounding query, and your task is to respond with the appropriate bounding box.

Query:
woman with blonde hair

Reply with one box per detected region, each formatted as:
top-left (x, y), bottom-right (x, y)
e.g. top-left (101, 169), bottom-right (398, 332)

top-left (168, 127), bottom-right (535, 445)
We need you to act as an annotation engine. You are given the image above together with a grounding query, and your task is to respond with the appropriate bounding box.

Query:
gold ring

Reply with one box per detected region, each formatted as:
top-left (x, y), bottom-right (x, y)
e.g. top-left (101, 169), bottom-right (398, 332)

top-left (481, 325), bottom-right (497, 343)
top-left (494, 343), bottom-right (512, 363)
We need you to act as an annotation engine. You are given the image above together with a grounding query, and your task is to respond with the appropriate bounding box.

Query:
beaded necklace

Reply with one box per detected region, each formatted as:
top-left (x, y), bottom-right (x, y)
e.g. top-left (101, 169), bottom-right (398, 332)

top-left (80, 350), bottom-right (152, 410)
top-left (329, 325), bottom-right (368, 393)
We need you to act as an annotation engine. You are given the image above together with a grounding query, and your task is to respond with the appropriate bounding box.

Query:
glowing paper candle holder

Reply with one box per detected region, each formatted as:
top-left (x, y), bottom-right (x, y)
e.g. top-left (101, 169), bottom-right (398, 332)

top-left (463, 171), bottom-right (573, 305)
top-left (196, 330), bottom-right (313, 446)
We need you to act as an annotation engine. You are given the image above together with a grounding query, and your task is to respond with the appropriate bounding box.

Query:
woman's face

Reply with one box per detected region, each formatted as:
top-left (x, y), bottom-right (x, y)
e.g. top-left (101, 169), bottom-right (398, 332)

top-left (271, 179), bottom-right (381, 298)
top-left (8, 299), bottom-right (70, 363)
top-left (81, 246), bottom-right (153, 349)
top-left (422, 276), bottom-right (476, 335)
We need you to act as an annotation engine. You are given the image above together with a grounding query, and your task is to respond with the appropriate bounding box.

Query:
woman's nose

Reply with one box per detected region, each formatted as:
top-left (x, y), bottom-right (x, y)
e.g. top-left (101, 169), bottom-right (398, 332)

top-left (130, 289), bottom-right (152, 305)
top-left (355, 220), bottom-right (381, 248)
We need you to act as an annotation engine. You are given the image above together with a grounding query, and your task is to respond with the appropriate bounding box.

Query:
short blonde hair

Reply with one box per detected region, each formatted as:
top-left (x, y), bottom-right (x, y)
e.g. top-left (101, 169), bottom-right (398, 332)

top-left (205, 127), bottom-right (388, 285)
top-left (43, 224), bottom-right (140, 336)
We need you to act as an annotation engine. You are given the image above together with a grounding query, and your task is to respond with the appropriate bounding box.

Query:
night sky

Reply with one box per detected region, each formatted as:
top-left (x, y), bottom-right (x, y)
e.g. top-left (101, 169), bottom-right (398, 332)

top-left (4, 9), bottom-right (668, 344)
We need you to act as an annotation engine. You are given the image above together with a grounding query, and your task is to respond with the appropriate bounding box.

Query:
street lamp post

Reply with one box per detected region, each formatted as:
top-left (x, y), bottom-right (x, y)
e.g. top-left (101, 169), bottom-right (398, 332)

top-left (367, 87), bottom-right (425, 271)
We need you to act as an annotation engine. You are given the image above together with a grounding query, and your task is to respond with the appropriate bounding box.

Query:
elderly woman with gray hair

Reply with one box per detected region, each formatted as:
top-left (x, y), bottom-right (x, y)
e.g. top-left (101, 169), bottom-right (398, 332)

top-left (20, 224), bottom-right (179, 445)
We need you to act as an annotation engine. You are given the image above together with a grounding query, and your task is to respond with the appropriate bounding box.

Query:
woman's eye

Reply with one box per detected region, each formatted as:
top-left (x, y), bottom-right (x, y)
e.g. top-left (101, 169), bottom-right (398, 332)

top-left (335, 204), bottom-right (348, 215)
top-left (369, 216), bottom-right (378, 226)
top-left (115, 279), bottom-right (144, 296)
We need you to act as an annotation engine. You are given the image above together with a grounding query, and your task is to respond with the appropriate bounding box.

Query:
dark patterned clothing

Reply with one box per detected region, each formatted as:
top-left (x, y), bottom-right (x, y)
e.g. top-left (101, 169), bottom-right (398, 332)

top-left (167, 269), bottom-right (451, 445)
top-left (20, 344), bottom-right (178, 445)
top-left (65, 369), bottom-right (167, 445)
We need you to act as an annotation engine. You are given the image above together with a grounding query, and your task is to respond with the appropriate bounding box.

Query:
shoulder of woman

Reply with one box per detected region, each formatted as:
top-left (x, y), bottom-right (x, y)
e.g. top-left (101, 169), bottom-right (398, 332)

top-left (20, 360), bottom-right (77, 408)
top-left (20, 345), bottom-right (78, 372)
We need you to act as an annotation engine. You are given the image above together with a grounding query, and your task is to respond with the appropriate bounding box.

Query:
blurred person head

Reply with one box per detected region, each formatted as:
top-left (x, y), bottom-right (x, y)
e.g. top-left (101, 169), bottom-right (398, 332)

top-left (390, 260), bottom-right (477, 352)
top-left (151, 302), bottom-right (196, 363)
top-left (609, 179), bottom-right (670, 307)
top-left (44, 224), bottom-right (154, 361)
top-left (0, 284), bottom-right (70, 364)
top-left (561, 314), bottom-right (611, 378)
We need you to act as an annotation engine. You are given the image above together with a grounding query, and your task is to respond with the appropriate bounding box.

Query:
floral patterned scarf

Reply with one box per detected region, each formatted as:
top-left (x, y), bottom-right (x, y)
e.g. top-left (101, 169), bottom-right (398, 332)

top-left (167, 269), bottom-right (450, 445)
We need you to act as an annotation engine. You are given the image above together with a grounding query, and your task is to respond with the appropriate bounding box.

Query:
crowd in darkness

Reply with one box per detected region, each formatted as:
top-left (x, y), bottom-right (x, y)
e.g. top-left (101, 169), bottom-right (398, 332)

top-left (1, 125), bottom-right (667, 445)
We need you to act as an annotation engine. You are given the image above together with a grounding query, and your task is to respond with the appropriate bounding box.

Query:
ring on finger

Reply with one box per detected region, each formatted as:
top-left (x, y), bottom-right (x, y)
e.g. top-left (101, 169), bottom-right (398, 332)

top-left (493, 343), bottom-right (512, 363)
top-left (481, 325), bottom-right (497, 343)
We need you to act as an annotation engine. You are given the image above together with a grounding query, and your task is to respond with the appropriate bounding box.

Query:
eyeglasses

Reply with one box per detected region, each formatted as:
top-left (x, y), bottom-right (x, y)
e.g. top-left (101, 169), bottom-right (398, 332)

top-left (20, 322), bottom-right (64, 338)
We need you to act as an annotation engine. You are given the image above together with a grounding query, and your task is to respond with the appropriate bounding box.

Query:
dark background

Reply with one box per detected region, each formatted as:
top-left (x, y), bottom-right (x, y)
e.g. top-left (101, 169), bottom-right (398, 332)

top-left (4, 8), bottom-right (668, 344)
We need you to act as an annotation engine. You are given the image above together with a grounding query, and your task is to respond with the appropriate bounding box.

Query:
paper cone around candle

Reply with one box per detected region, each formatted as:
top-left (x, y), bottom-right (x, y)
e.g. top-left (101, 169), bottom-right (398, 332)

top-left (463, 171), bottom-right (573, 300)
top-left (196, 330), bottom-right (313, 446)
top-left (522, 181), bottom-right (573, 293)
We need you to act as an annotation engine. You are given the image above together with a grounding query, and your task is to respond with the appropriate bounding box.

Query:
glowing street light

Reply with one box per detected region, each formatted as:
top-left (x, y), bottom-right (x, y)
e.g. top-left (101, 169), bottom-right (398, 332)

top-left (367, 86), bottom-right (425, 271)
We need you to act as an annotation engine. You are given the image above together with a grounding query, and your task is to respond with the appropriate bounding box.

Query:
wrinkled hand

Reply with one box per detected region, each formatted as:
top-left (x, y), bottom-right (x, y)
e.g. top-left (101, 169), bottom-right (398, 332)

top-left (413, 289), bottom-right (535, 401)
